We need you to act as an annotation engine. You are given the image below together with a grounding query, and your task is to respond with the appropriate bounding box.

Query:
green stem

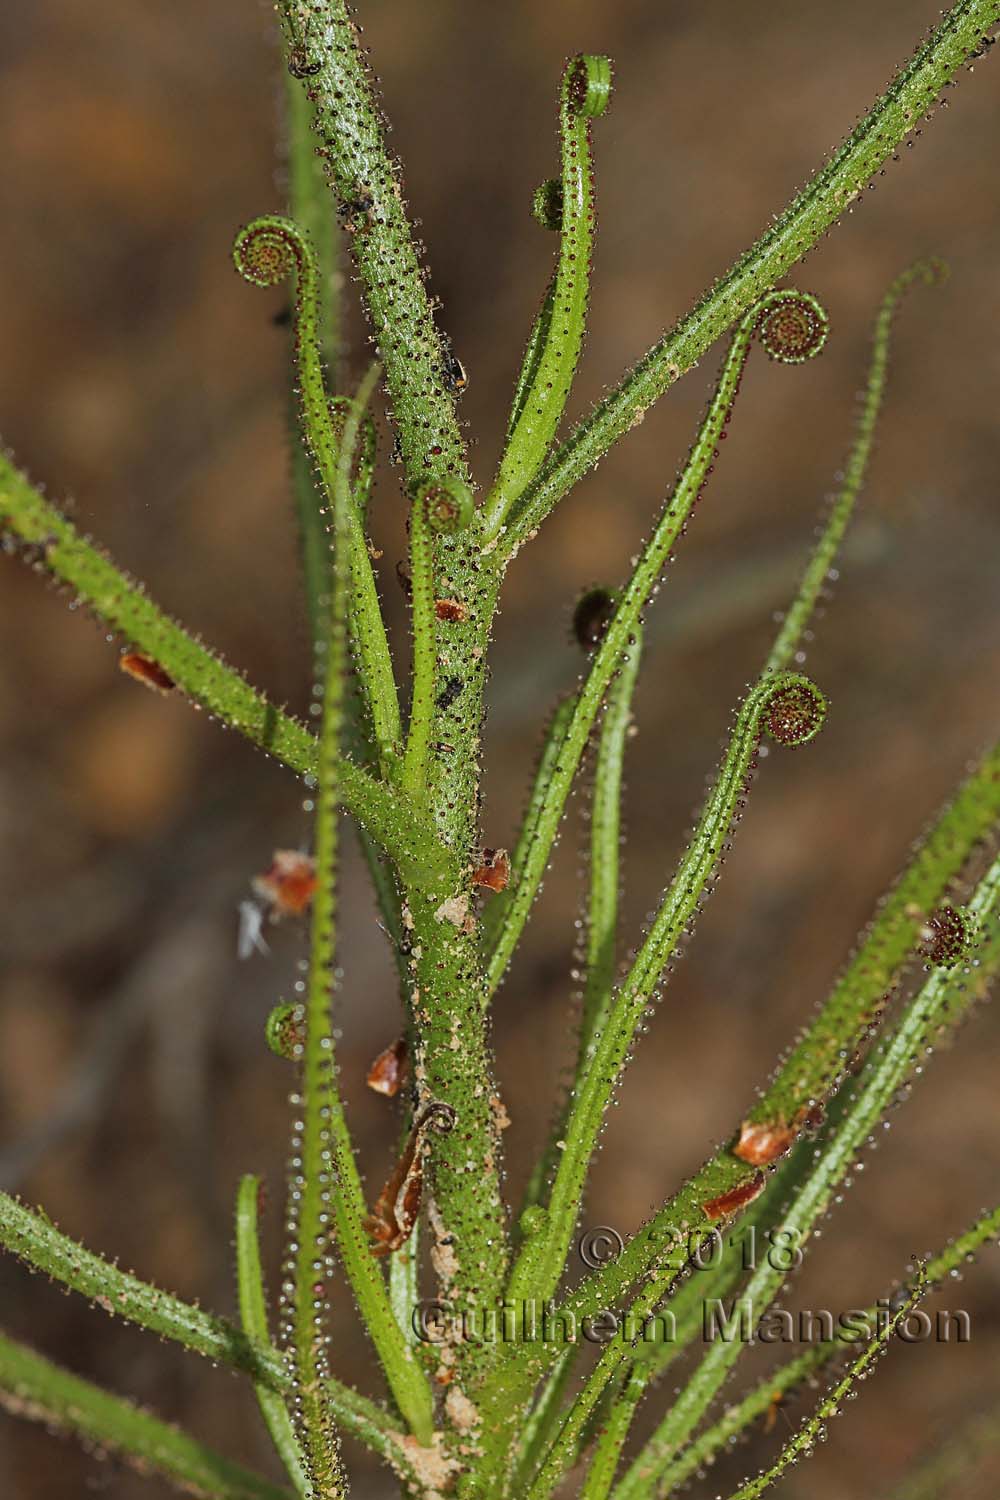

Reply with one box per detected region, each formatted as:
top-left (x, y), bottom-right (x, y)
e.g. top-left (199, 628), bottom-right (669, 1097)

top-left (484, 55), bottom-right (613, 535)
top-left (508, 671), bottom-right (826, 1310)
top-left (485, 290), bottom-right (828, 995)
top-left (506, 1347), bottom-right (578, 1499)
top-left (502, 0), bottom-right (1000, 557)
top-left (0, 1332), bottom-right (292, 1500)
top-left (236, 1176), bottom-right (308, 1497)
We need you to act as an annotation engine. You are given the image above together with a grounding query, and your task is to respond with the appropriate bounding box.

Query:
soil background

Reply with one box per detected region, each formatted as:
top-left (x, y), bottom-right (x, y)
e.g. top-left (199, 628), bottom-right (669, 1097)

top-left (1, 2), bottom-right (999, 1495)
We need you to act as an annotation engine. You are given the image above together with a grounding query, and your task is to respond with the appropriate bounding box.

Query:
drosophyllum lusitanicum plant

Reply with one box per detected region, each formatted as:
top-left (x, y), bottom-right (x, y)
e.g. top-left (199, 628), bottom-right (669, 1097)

top-left (2, 2), bottom-right (1000, 1498)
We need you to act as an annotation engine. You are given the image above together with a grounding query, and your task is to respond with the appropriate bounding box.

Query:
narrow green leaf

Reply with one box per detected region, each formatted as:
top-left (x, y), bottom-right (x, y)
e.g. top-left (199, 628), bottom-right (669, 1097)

top-left (0, 1192), bottom-right (406, 1466)
top-left (639, 1202), bottom-right (1000, 1497)
top-left (766, 257), bottom-right (946, 674)
top-left (0, 454), bottom-right (450, 892)
top-left (0, 1330), bottom-right (291, 1500)
top-left (614, 859), bottom-right (1000, 1497)
top-left (485, 55), bottom-right (613, 535)
top-left (485, 290), bottom-right (829, 993)
top-left (236, 1176), bottom-right (308, 1496)
top-left (503, 0), bottom-right (1000, 554)
top-left (720, 1276), bottom-right (926, 1500)
top-left (508, 671), bottom-right (827, 1309)
top-left (234, 217), bottom-right (403, 765)
top-left (580, 1364), bottom-right (647, 1500)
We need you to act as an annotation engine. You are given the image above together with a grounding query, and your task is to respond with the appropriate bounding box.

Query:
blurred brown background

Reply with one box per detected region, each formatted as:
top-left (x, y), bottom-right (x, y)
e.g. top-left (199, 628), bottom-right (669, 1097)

top-left (1, 2), bottom-right (999, 1496)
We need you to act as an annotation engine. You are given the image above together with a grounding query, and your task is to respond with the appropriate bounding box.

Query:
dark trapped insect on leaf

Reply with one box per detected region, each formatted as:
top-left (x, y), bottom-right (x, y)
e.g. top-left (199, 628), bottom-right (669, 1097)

top-left (572, 587), bottom-right (616, 650)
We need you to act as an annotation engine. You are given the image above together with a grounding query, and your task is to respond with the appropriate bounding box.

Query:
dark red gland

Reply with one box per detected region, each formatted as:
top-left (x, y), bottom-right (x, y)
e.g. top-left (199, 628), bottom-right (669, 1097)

top-left (920, 904), bottom-right (968, 967)
top-left (762, 681), bottom-right (825, 746)
top-left (757, 295), bottom-right (828, 363)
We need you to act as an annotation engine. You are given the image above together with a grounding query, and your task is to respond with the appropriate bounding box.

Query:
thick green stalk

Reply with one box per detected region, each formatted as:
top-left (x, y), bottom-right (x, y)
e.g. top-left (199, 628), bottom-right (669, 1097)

top-left (766, 257), bottom-right (945, 674)
top-left (0, 455), bottom-right (448, 890)
top-left (280, 6), bottom-right (510, 1399)
top-left (502, 0), bottom-right (1000, 556)
top-left (277, 0), bottom-right (469, 495)
top-left (485, 289), bottom-right (829, 994)
top-left (640, 1203), bottom-right (1000, 1496)
top-left (506, 1348), bottom-right (577, 1499)
top-left (507, 670), bottom-right (827, 1309)
top-left (236, 1176), bottom-right (308, 1496)
top-left (0, 1332), bottom-right (291, 1500)
top-left (484, 55), bottom-right (613, 535)
top-left (614, 861), bottom-right (1000, 1498)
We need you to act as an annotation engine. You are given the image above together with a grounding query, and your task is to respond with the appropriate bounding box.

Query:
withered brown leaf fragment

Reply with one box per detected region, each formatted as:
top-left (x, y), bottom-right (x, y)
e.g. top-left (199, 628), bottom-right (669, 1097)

top-left (472, 847), bottom-right (510, 893)
top-left (733, 1118), bottom-right (798, 1167)
top-left (365, 1102), bottom-right (457, 1256)
top-left (434, 597), bottom-right (468, 622)
top-left (367, 1035), bottom-right (409, 1097)
top-left (701, 1170), bottom-right (765, 1221)
top-left (119, 652), bottom-right (176, 695)
top-left (252, 850), bottom-right (318, 917)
